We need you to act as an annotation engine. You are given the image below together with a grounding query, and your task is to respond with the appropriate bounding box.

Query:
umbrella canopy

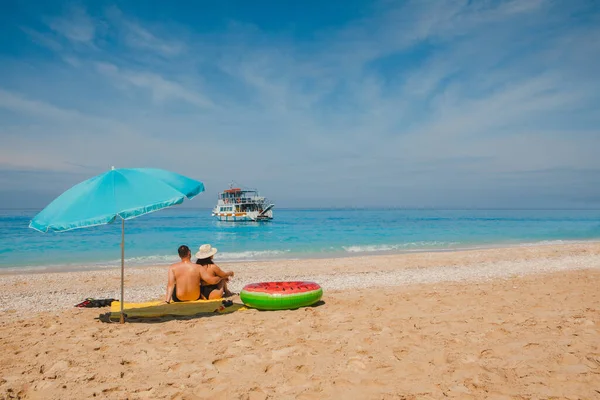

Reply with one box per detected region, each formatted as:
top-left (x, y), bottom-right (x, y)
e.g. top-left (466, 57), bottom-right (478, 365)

top-left (29, 167), bottom-right (205, 323)
top-left (29, 167), bottom-right (204, 232)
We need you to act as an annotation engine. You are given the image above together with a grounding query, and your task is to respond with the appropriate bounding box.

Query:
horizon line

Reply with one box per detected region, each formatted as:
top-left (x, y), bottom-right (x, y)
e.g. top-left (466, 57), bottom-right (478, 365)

top-left (2, 207), bottom-right (600, 212)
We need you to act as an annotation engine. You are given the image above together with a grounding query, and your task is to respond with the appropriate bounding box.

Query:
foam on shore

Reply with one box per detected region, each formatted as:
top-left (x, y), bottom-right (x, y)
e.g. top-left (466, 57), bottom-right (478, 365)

top-left (3, 239), bottom-right (598, 275)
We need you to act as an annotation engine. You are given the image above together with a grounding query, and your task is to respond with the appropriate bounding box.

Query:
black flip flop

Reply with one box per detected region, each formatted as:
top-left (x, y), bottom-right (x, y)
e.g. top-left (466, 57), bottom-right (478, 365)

top-left (222, 300), bottom-right (234, 307)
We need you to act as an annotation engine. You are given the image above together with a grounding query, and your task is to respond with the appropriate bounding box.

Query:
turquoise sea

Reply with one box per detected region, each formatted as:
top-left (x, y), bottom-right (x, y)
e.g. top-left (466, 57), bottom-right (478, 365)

top-left (1, 208), bottom-right (599, 272)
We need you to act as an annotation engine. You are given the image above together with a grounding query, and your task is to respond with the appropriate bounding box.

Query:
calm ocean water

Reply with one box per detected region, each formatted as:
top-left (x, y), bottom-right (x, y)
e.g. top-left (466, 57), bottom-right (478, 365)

top-left (1, 208), bottom-right (599, 272)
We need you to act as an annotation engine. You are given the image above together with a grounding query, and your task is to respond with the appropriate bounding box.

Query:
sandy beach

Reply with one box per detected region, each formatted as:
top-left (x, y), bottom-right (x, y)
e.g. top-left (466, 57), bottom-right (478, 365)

top-left (1, 243), bottom-right (599, 399)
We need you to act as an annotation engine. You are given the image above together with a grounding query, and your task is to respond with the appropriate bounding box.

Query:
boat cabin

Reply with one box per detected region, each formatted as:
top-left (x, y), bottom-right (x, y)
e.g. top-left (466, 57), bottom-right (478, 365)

top-left (212, 185), bottom-right (274, 221)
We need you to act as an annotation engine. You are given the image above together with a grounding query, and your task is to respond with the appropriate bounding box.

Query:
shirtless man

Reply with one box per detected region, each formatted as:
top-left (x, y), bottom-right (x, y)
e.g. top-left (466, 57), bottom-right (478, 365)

top-left (165, 245), bottom-right (205, 303)
top-left (194, 244), bottom-right (235, 300)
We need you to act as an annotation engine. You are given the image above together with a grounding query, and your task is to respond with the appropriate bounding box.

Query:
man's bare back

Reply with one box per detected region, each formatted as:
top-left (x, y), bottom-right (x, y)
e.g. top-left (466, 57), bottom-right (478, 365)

top-left (166, 260), bottom-right (202, 302)
top-left (166, 245), bottom-right (205, 302)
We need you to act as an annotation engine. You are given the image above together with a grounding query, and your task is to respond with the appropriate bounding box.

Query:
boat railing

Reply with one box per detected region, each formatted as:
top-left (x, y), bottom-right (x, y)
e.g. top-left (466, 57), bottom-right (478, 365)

top-left (219, 197), bottom-right (265, 204)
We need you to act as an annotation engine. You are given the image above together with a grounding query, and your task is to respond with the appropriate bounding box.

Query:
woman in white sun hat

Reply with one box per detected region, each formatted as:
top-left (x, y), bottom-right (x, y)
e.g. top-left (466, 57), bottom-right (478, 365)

top-left (195, 244), bottom-right (235, 299)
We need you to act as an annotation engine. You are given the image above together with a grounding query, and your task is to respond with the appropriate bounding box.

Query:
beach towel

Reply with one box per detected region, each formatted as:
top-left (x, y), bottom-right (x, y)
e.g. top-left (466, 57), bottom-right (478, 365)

top-left (107, 299), bottom-right (246, 321)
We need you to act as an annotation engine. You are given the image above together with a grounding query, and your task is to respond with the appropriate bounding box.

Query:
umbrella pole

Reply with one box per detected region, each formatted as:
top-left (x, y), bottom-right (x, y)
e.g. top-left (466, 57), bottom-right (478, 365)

top-left (120, 219), bottom-right (125, 324)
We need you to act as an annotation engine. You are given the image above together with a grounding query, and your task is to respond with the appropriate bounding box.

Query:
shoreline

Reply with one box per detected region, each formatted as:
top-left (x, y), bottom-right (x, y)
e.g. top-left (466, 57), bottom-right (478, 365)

top-left (2, 238), bottom-right (599, 276)
top-left (1, 242), bottom-right (600, 316)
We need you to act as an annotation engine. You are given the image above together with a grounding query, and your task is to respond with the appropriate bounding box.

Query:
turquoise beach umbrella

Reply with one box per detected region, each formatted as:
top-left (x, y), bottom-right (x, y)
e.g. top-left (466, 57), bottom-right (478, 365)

top-left (29, 167), bottom-right (205, 323)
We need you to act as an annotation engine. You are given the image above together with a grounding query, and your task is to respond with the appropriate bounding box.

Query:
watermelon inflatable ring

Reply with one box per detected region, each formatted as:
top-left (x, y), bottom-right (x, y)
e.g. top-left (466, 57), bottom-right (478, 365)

top-left (240, 281), bottom-right (323, 310)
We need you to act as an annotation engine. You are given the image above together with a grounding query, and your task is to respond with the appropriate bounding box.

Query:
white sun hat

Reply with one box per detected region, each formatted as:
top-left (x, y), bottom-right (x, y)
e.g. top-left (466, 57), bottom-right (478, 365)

top-left (195, 244), bottom-right (218, 259)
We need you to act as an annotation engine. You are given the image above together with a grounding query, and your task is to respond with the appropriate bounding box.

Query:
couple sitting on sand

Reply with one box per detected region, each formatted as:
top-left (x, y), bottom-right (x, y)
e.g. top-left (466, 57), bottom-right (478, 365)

top-left (165, 244), bottom-right (234, 303)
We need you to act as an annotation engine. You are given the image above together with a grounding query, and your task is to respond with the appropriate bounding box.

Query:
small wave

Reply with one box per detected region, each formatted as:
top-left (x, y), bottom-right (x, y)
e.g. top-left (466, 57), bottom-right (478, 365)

top-left (518, 239), bottom-right (590, 247)
top-left (114, 250), bottom-right (292, 264)
top-left (126, 255), bottom-right (178, 264)
top-left (0, 250), bottom-right (294, 273)
top-left (342, 242), bottom-right (460, 253)
top-left (97, 255), bottom-right (178, 267)
top-left (216, 250), bottom-right (291, 261)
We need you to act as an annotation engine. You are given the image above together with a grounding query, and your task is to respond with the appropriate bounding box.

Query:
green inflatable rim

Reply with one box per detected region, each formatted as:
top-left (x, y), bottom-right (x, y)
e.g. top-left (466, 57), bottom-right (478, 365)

top-left (240, 288), bottom-right (323, 310)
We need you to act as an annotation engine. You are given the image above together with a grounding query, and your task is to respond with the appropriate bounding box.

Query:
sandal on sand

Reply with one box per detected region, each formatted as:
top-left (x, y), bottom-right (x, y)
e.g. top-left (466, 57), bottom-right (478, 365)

top-left (222, 300), bottom-right (234, 307)
top-left (75, 298), bottom-right (93, 308)
top-left (75, 298), bottom-right (117, 308)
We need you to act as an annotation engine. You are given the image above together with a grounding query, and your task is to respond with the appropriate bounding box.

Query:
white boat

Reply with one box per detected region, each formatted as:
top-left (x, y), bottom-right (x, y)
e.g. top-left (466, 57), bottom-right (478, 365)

top-left (212, 185), bottom-right (274, 221)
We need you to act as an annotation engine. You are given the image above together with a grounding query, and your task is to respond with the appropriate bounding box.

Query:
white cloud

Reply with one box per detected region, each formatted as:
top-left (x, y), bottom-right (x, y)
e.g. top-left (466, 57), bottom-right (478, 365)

top-left (496, 0), bottom-right (547, 15)
top-left (46, 5), bottom-right (95, 44)
top-left (20, 27), bottom-right (63, 51)
top-left (122, 21), bottom-right (185, 56)
top-left (0, 89), bottom-right (86, 121)
top-left (95, 62), bottom-right (213, 108)
top-left (105, 6), bottom-right (186, 57)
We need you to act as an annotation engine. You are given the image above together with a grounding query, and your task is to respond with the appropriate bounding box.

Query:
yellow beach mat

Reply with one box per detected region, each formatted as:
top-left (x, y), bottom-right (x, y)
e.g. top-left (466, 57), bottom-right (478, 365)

top-left (109, 299), bottom-right (246, 321)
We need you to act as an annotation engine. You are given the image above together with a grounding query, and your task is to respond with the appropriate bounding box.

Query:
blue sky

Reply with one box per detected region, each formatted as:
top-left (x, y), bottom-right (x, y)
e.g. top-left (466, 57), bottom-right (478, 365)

top-left (1, 0), bottom-right (599, 209)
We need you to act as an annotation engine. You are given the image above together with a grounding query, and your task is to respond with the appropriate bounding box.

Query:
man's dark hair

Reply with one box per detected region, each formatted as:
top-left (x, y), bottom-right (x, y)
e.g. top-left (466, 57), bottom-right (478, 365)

top-left (178, 245), bottom-right (190, 258)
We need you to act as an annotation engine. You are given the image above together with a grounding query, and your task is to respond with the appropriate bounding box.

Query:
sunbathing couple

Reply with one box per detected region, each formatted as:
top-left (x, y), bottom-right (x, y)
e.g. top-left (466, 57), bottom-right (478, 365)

top-left (165, 244), bottom-right (234, 303)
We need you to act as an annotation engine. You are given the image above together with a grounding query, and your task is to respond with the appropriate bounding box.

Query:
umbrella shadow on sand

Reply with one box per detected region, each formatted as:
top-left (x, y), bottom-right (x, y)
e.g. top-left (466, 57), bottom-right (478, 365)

top-left (97, 300), bottom-right (326, 324)
top-left (97, 299), bottom-right (245, 324)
